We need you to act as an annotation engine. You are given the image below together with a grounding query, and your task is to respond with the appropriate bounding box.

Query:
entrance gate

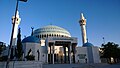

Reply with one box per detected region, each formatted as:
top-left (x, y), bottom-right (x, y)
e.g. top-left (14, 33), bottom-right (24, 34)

top-left (46, 37), bottom-right (77, 64)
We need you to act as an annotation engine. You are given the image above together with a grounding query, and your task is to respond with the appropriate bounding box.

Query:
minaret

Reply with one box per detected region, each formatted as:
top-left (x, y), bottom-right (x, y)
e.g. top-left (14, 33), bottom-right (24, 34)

top-left (12, 11), bottom-right (21, 46)
top-left (79, 13), bottom-right (87, 45)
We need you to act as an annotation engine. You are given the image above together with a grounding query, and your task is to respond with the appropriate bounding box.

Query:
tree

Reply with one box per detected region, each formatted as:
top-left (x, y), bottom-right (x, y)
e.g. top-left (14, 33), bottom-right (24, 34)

top-left (0, 42), bottom-right (6, 61)
top-left (101, 42), bottom-right (120, 63)
top-left (16, 28), bottom-right (23, 60)
top-left (0, 43), bottom-right (6, 55)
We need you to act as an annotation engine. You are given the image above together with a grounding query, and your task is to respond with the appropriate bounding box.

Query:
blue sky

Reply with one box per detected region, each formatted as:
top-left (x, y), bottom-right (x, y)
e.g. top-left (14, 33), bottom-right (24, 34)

top-left (0, 0), bottom-right (120, 46)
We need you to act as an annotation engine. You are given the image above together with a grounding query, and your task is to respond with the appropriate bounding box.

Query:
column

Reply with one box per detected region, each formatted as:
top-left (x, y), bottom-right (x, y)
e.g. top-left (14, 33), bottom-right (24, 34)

top-left (68, 44), bottom-right (71, 64)
top-left (46, 52), bottom-right (48, 63)
top-left (50, 45), bottom-right (51, 63)
top-left (52, 43), bottom-right (55, 64)
top-left (73, 45), bottom-right (76, 63)
top-left (64, 46), bottom-right (66, 63)
top-left (67, 46), bottom-right (69, 63)
top-left (46, 45), bottom-right (48, 63)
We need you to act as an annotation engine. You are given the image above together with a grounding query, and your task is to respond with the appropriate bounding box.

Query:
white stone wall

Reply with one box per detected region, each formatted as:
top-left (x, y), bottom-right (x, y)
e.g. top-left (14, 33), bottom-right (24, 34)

top-left (92, 46), bottom-right (101, 63)
top-left (41, 46), bottom-right (48, 63)
top-left (75, 47), bottom-right (87, 63)
top-left (41, 53), bottom-right (47, 63)
top-left (22, 43), bottom-right (41, 61)
top-left (75, 46), bottom-right (101, 63)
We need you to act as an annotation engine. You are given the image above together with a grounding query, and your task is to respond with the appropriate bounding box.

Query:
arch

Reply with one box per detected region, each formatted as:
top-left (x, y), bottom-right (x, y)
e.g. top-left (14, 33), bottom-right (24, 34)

top-left (59, 35), bottom-right (60, 37)
top-left (42, 34), bottom-right (43, 38)
top-left (44, 34), bottom-right (46, 38)
top-left (36, 36), bottom-right (37, 38)
top-left (49, 34), bottom-right (51, 37)
top-left (54, 34), bottom-right (56, 37)
top-left (52, 34), bottom-right (53, 37)
top-left (38, 35), bottom-right (39, 38)
top-left (27, 49), bottom-right (32, 56)
top-left (37, 49), bottom-right (40, 61)
top-left (57, 34), bottom-right (58, 37)
top-left (39, 35), bottom-right (41, 38)
top-left (47, 34), bottom-right (48, 38)
top-left (40, 35), bottom-right (41, 38)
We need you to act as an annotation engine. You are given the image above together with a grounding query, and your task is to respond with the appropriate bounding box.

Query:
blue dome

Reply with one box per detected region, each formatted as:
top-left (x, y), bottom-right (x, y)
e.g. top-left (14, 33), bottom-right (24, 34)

top-left (22, 36), bottom-right (40, 43)
top-left (83, 42), bottom-right (93, 47)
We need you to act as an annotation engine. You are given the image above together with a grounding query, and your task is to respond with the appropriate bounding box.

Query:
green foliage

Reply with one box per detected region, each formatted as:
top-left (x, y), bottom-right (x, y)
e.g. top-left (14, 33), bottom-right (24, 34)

top-left (16, 28), bottom-right (23, 60)
top-left (101, 42), bottom-right (120, 63)
top-left (0, 43), bottom-right (6, 55)
top-left (0, 42), bottom-right (6, 61)
top-left (0, 56), bottom-right (8, 61)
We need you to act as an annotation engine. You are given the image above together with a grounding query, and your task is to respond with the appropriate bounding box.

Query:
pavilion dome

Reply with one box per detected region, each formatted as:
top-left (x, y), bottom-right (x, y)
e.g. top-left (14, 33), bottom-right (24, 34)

top-left (33, 25), bottom-right (71, 39)
top-left (83, 42), bottom-right (94, 47)
top-left (22, 36), bottom-right (40, 43)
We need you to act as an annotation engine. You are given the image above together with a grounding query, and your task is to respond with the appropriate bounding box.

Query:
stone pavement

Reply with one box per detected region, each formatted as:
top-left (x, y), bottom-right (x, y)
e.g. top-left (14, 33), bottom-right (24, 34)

top-left (43, 63), bottom-right (120, 68)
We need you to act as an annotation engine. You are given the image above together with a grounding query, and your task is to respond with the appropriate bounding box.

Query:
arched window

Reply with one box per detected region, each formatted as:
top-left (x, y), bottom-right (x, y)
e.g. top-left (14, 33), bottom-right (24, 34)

top-left (59, 35), bottom-right (60, 37)
top-left (52, 34), bottom-right (53, 37)
top-left (49, 34), bottom-right (51, 37)
top-left (38, 35), bottom-right (39, 38)
top-left (47, 34), bottom-right (48, 38)
top-left (44, 34), bottom-right (46, 37)
top-left (40, 35), bottom-right (41, 38)
top-left (42, 34), bottom-right (43, 38)
top-left (37, 50), bottom-right (40, 61)
top-left (54, 34), bottom-right (56, 37)
top-left (27, 49), bottom-right (32, 56)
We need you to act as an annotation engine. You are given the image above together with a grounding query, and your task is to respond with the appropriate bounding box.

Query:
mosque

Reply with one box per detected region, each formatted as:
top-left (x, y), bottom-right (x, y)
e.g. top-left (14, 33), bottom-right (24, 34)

top-left (21, 13), bottom-right (101, 64)
top-left (2, 12), bottom-right (101, 64)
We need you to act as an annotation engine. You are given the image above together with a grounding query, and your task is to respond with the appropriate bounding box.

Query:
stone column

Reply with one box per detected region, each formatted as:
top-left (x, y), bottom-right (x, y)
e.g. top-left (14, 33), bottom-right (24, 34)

top-left (46, 45), bottom-right (48, 63)
top-left (50, 45), bottom-right (52, 63)
top-left (52, 43), bottom-right (55, 64)
top-left (72, 45), bottom-right (76, 63)
top-left (64, 46), bottom-right (66, 63)
top-left (68, 44), bottom-right (71, 64)
top-left (68, 46), bottom-right (69, 63)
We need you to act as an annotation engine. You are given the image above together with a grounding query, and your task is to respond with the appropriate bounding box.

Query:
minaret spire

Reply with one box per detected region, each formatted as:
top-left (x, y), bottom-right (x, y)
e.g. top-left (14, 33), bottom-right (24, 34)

top-left (79, 13), bottom-right (87, 45)
top-left (16, 11), bottom-right (19, 18)
top-left (81, 13), bottom-right (85, 20)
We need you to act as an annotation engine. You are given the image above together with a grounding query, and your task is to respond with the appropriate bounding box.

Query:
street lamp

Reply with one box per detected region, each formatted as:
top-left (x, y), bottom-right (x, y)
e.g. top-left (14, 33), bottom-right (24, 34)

top-left (6, 0), bottom-right (27, 68)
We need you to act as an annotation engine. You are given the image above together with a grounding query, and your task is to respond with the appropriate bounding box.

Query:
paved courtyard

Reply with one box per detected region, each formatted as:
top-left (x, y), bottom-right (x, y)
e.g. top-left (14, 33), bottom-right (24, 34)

top-left (43, 63), bottom-right (120, 68)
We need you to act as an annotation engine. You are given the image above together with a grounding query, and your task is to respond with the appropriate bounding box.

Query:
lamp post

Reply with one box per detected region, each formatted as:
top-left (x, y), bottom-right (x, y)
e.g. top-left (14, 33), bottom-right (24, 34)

top-left (6, 0), bottom-right (27, 68)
